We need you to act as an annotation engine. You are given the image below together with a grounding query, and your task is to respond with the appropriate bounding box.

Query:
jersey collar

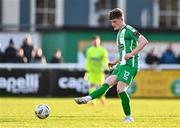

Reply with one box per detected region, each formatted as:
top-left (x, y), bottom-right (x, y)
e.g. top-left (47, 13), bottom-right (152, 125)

top-left (119, 24), bottom-right (126, 32)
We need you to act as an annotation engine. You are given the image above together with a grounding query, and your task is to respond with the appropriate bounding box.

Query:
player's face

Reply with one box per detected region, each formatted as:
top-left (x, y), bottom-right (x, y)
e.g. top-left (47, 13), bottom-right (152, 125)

top-left (92, 38), bottom-right (100, 46)
top-left (110, 18), bottom-right (123, 30)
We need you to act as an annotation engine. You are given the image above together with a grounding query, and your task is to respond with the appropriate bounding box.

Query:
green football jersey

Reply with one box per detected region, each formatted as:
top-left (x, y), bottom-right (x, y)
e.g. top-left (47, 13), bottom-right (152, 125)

top-left (116, 25), bottom-right (140, 69)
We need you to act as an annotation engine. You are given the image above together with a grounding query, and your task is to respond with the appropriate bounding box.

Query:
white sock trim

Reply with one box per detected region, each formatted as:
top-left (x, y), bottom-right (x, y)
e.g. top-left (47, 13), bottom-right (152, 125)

top-left (85, 96), bottom-right (92, 101)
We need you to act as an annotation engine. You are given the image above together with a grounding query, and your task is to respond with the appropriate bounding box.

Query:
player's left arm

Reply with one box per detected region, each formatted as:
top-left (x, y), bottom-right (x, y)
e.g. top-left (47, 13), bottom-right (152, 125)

top-left (124, 33), bottom-right (148, 60)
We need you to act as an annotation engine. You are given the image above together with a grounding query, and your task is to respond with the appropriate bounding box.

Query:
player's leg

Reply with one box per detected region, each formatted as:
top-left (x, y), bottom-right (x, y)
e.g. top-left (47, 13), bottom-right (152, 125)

top-left (87, 72), bottom-right (97, 94)
top-left (117, 66), bottom-right (138, 122)
top-left (97, 72), bottom-right (106, 104)
top-left (75, 65), bottom-right (119, 104)
top-left (89, 83), bottom-right (97, 105)
top-left (100, 95), bottom-right (106, 105)
top-left (74, 75), bottom-right (117, 104)
top-left (89, 74), bottom-right (117, 99)
top-left (117, 81), bottom-right (133, 122)
top-left (89, 83), bottom-right (96, 94)
top-left (85, 72), bottom-right (97, 105)
top-left (87, 72), bottom-right (103, 105)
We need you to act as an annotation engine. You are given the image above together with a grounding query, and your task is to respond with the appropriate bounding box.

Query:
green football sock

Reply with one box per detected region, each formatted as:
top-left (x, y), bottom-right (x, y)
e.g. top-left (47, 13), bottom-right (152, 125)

top-left (89, 83), bottom-right (109, 99)
top-left (89, 87), bottom-right (97, 104)
top-left (119, 91), bottom-right (131, 116)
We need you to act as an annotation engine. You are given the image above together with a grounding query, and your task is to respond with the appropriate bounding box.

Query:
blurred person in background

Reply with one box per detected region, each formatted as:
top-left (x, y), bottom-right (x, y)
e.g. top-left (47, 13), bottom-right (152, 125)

top-left (75, 8), bottom-right (148, 122)
top-left (177, 54), bottom-right (180, 64)
top-left (0, 43), bottom-right (4, 63)
top-left (50, 49), bottom-right (63, 63)
top-left (14, 48), bottom-right (27, 63)
top-left (160, 44), bottom-right (177, 64)
top-left (84, 35), bottom-right (109, 105)
top-left (21, 35), bottom-right (34, 63)
top-left (4, 38), bottom-right (17, 63)
top-left (30, 48), bottom-right (46, 64)
top-left (145, 48), bottom-right (159, 65)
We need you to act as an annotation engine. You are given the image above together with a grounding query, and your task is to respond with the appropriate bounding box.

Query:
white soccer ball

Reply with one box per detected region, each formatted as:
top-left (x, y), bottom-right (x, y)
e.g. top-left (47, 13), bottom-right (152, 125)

top-left (35, 104), bottom-right (50, 119)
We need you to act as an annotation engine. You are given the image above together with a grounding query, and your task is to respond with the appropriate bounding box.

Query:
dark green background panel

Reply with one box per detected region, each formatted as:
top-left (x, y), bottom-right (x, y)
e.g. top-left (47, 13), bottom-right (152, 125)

top-left (42, 30), bottom-right (180, 63)
top-left (42, 31), bottom-right (116, 62)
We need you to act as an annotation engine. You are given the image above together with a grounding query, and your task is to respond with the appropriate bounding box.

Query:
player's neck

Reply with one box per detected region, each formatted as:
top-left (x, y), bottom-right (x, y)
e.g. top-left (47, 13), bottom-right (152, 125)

top-left (94, 45), bottom-right (100, 47)
top-left (119, 23), bottom-right (126, 31)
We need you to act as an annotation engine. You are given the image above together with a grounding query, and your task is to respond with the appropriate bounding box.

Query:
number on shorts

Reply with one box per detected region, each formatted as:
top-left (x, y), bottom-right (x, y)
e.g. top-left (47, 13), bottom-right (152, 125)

top-left (123, 70), bottom-right (130, 80)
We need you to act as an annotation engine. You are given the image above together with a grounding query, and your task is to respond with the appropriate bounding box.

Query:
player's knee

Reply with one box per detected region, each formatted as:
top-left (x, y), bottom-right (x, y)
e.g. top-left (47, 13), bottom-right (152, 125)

top-left (90, 84), bottom-right (96, 88)
top-left (117, 87), bottom-right (126, 93)
top-left (116, 82), bottom-right (128, 94)
top-left (104, 75), bottom-right (117, 86)
top-left (104, 80), bottom-right (114, 87)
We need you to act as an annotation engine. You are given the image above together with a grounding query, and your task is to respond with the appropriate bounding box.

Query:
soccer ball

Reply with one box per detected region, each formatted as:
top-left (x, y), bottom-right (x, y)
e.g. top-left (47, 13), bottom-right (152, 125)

top-left (35, 104), bottom-right (50, 119)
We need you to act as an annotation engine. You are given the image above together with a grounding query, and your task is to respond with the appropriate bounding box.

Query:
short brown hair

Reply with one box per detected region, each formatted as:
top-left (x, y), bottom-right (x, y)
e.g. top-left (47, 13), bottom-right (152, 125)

top-left (92, 35), bottom-right (101, 41)
top-left (109, 8), bottom-right (124, 20)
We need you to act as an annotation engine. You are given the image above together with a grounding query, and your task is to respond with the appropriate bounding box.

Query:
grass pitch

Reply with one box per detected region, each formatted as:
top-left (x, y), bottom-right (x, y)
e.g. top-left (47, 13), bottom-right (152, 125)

top-left (0, 97), bottom-right (180, 128)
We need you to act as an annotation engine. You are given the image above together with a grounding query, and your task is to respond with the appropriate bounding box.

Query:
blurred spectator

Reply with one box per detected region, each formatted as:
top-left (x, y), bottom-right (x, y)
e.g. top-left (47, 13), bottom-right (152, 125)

top-left (4, 38), bottom-right (17, 63)
top-left (177, 54), bottom-right (180, 64)
top-left (31, 48), bottom-right (46, 64)
top-left (160, 44), bottom-right (177, 64)
top-left (50, 49), bottom-right (63, 63)
top-left (0, 43), bottom-right (4, 63)
top-left (14, 48), bottom-right (27, 63)
top-left (145, 48), bottom-right (159, 65)
top-left (21, 35), bottom-right (34, 62)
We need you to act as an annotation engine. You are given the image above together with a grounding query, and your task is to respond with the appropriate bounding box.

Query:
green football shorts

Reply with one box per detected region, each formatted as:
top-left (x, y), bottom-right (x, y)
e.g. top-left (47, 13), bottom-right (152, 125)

top-left (111, 64), bottom-right (138, 85)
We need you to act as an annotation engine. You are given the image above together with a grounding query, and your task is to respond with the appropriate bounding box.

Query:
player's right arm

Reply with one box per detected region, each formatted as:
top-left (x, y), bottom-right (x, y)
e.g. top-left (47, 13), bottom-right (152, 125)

top-left (132, 35), bottom-right (148, 55)
top-left (124, 26), bottom-right (148, 60)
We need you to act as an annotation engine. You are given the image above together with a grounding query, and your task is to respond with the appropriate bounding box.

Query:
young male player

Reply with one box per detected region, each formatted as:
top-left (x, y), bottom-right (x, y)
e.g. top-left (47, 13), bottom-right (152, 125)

top-left (75, 8), bottom-right (148, 122)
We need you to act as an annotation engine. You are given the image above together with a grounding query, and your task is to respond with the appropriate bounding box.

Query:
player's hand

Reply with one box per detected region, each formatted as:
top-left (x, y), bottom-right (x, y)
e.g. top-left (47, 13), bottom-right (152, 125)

top-left (124, 53), bottom-right (134, 60)
top-left (108, 62), bottom-right (116, 68)
top-left (84, 73), bottom-right (87, 80)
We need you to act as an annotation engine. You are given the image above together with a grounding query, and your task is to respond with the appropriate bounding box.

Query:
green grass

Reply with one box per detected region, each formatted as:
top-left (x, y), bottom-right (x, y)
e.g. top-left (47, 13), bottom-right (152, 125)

top-left (0, 98), bottom-right (180, 128)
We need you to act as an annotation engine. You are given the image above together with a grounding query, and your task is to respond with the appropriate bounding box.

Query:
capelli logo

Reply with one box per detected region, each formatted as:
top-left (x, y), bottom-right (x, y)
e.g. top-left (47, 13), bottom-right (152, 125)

top-left (58, 77), bottom-right (90, 94)
top-left (0, 73), bottom-right (39, 94)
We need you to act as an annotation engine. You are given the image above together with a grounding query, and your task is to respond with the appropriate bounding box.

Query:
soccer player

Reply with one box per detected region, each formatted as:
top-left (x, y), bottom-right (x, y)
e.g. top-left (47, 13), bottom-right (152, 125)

top-left (75, 8), bottom-right (148, 122)
top-left (85, 35), bottom-right (109, 105)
